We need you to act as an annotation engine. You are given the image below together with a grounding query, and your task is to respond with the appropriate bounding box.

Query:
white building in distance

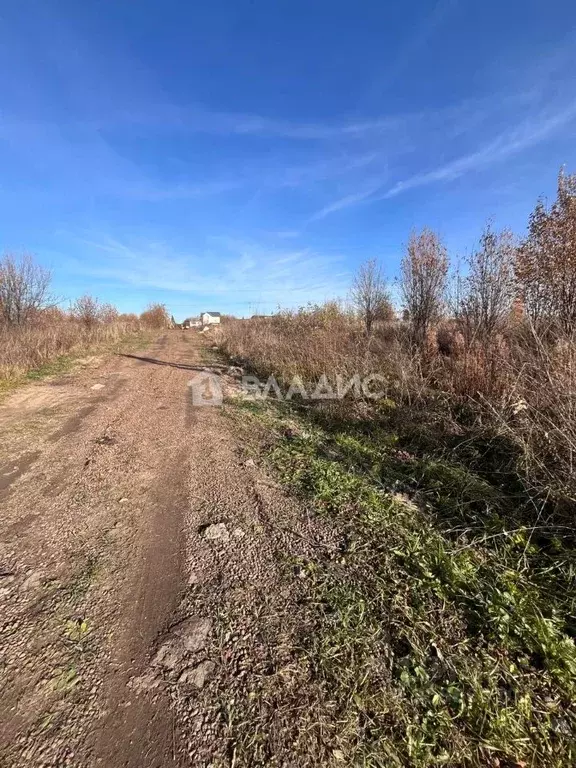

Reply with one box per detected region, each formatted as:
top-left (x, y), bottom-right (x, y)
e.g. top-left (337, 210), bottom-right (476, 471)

top-left (201, 311), bottom-right (221, 326)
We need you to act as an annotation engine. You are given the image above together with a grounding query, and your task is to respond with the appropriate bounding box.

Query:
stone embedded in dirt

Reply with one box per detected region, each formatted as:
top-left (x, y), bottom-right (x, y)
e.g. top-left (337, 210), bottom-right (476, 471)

top-left (152, 640), bottom-right (180, 671)
top-left (90, 383), bottom-right (106, 390)
top-left (232, 527), bottom-right (245, 539)
top-left (188, 660), bottom-right (215, 689)
top-left (152, 617), bottom-right (212, 676)
top-left (130, 669), bottom-right (160, 692)
top-left (178, 660), bottom-right (216, 687)
top-left (173, 616), bottom-right (212, 653)
top-left (244, 458), bottom-right (256, 468)
top-left (22, 571), bottom-right (43, 590)
top-left (187, 570), bottom-right (203, 586)
top-left (200, 523), bottom-right (230, 542)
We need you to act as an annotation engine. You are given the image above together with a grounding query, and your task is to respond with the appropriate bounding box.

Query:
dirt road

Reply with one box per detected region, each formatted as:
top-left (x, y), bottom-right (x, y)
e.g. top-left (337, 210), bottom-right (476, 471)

top-left (0, 332), bottom-right (328, 767)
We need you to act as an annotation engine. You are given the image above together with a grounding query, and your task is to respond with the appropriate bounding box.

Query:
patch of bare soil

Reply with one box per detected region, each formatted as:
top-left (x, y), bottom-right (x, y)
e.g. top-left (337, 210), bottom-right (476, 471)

top-left (0, 332), bottom-right (335, 767)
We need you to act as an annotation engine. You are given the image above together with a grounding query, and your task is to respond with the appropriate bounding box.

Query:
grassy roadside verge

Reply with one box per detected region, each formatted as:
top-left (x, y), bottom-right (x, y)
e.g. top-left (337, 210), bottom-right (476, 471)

top-left (0, 329), bottom-right (155, 400)
top-left (225, 395), bottom-right (576, 768)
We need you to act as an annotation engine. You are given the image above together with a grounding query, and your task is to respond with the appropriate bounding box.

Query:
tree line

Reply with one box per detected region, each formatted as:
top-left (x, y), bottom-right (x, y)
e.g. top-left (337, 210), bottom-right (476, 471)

top-left (0, 252), bottom-right (171, 329)
top-left (352, 167), bottom-right (576, 344)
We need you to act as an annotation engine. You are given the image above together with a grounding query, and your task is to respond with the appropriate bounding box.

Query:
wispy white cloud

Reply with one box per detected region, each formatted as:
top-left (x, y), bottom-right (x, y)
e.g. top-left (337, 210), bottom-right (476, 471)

top-left (383, 101), bottom-right (576, 198)
top-left (64, 232), bottom-right (350, 310)
top-left (309, 182), bottom-right (386, 221)
top-left (308, 97), bottom-right (576, 220)
top-left (88, 103), bottom-right (411, 142)
top-left (0, 110), bottom-right (389, 204)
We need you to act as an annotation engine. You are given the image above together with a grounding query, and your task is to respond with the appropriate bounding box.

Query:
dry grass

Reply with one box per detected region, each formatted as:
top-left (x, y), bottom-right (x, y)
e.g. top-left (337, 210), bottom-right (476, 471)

top-left (221, 308), bottom-right (576, 506)
top-left (221, 306), bottom-right (396, 383)
top-left (0, 320), bottom-right (142, 382)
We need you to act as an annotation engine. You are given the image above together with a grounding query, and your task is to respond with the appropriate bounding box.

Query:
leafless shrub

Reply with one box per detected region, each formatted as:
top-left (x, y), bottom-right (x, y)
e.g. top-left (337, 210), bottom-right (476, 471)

top-left (118, 312), bottom-right (140, 326)
top-left (0, 252), bottom-right (53, 326)
top-left (350, 259), bottom-right (393, 336)
top-left (400, 229), bottom-right (448, 346)
top-left (70, 295), bottom-right (103, 328)
top-left (100, 303), bottom-right (119, 324)
top-left (140, 303), bottom-right (171, 328)
top-left (457, 225), bottom-right (517, 341)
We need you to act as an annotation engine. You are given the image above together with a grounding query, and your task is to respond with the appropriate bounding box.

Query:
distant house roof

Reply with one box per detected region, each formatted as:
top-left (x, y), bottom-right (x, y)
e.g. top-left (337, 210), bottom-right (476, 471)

top-left (202, 311), bottom-right (221, 317)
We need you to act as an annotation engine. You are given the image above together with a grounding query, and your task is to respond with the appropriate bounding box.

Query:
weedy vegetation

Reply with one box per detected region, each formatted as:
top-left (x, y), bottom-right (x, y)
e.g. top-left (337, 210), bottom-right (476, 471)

top-left (0, 252), bottom-right (173, 389)
top-left (220, 169), bottom-right (576, 767)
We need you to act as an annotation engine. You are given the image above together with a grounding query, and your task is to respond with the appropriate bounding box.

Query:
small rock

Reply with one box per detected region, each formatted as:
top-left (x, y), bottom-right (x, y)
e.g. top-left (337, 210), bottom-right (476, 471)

top-left (173, 616), bottom-right (212, 653)
top-left (244, 458), bottom-right (256, 468)
top-left (201, 523), bottom-right (230, 543)
top-left (552, 716), bottom-right (572, 736)
top-left (187, 570), bottom-right (203, 586)
top-left (232, 527), bottom-right (245, 539)
top-left (90, 383), bottom-right (105, 391)
top-left (152, 640), bottom-right (180, 671)
top-left (22, 571), bottom-right (43, 590)
top-left (130, 670), bottom-right (160, 692)
top-left (189, 661), bottom-right (215, 689)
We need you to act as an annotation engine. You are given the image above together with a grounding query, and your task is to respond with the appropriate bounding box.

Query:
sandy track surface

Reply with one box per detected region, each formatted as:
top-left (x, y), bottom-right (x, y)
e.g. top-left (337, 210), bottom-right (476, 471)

top-left (0, 332), bottom-right (328, 767)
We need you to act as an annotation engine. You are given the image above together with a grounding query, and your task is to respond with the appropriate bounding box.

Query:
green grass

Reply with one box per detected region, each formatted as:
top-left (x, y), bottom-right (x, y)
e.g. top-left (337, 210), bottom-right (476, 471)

top-left (25, 354), bottom-right (75, 381)
top-left (230, 398), bottom-right (576, 767)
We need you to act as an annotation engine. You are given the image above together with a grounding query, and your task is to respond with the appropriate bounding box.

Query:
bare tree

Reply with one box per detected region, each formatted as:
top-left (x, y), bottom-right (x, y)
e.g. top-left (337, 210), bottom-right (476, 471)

top-left (70, 295), bottom-right (103, 328)
top-left (458, 225), bottom-right (516, 340)
top-left (400, 229), bottom-right (448, 346)
top-left (0, 252), bottom-right (52, 326)
top-left (350, 259), bottom-right (392, 336)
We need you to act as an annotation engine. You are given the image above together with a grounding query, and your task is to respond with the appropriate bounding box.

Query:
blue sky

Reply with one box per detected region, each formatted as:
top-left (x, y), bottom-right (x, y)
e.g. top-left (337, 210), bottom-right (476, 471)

top-left (1, 0), bottom-right (575, 319)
